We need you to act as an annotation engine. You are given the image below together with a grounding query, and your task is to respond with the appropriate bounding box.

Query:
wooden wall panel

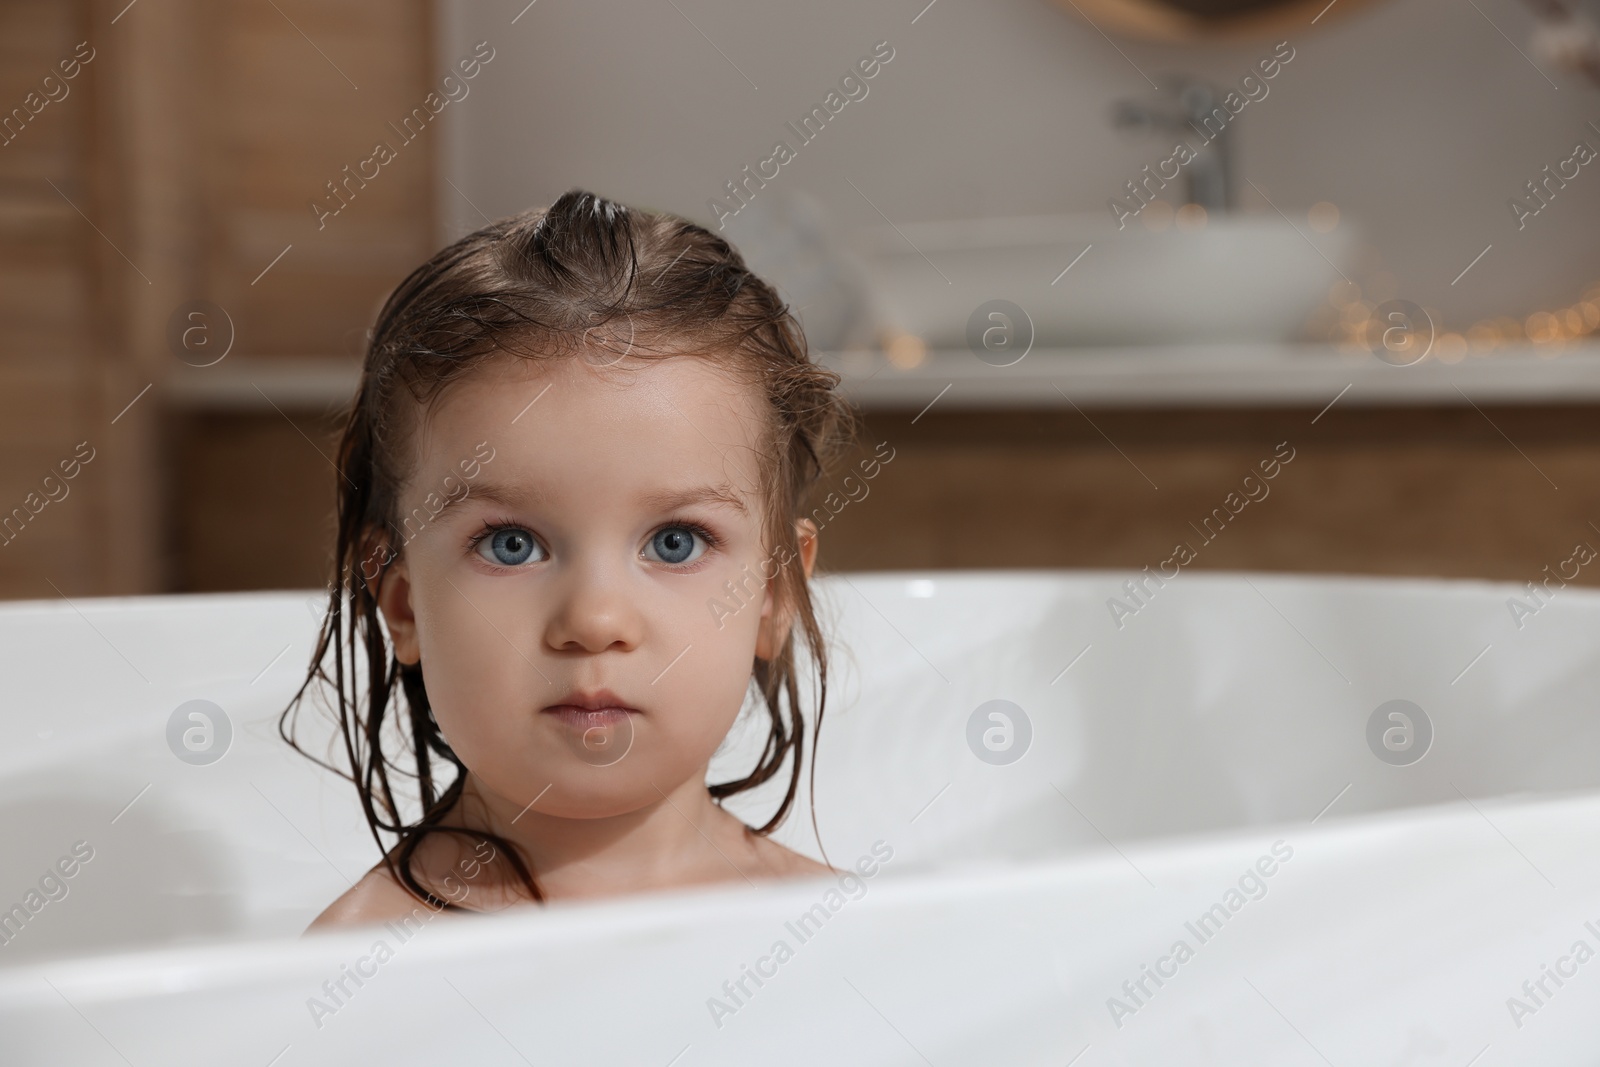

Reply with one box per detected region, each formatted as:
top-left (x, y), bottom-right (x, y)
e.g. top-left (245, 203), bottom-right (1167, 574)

top-left (201, 0), bottom-right (437, 359)
top-left (0, 0), bottom-right (438, 600)
top-left (0, 0), bottom-right (108, 599)
top-left (161, 0), bottom-right (438, 591)
top-left (816, 406), bottom-right (1600, 588)
top-left (167, 409), bottom-right (343, 592)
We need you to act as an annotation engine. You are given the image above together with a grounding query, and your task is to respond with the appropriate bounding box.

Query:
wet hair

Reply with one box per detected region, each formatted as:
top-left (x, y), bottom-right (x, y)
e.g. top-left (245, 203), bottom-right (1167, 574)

top-left (280, 189), bottom-right (858, 910)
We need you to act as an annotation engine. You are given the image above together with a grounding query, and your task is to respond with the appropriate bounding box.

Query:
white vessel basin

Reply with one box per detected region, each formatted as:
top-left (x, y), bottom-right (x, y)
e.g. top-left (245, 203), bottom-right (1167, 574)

top-left (852, 213), bottom-right (1356, 348)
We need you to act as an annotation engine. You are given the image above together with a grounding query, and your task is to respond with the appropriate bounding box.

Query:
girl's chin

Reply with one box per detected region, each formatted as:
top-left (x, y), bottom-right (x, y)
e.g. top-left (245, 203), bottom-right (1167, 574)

top-left (469, 763), bottom-right (694, 821)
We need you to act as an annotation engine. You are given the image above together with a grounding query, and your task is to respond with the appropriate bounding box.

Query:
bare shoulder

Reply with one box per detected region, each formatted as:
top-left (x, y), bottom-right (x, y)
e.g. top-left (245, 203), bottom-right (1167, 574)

top-left (744, 830), bottom-right (835, 880)
top-left (305, 826), bottom-right (525, 933)
top-left (304, 865), bottom-right (439, 934)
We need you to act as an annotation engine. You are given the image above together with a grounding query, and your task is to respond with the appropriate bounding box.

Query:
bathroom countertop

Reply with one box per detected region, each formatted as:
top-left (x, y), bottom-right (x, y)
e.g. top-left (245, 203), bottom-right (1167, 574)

top-left (162, 343), bottom-right (1600, 412)
top-left (817, 341), bottom-right (1600, 411)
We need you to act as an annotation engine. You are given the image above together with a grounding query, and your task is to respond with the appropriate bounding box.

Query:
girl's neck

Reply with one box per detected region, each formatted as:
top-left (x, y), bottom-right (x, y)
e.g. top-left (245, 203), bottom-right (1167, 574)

top-left (453, 770), bottom-right (742, 901)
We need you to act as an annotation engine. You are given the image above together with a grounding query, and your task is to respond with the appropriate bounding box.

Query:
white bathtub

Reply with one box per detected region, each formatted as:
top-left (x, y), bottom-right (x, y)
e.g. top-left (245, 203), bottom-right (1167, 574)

top-left (2, 570), bottom-right (1599, 1064)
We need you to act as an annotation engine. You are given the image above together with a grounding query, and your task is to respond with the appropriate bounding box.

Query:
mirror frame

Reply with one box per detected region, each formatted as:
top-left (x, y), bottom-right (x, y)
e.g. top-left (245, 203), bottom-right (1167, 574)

top-left (1049, 0), bottom-right (1383, 43)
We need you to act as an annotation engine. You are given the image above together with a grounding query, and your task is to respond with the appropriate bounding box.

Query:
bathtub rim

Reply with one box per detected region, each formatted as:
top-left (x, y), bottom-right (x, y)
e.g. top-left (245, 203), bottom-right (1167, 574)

top-left (3, 784), bottom-right (1598, 1009)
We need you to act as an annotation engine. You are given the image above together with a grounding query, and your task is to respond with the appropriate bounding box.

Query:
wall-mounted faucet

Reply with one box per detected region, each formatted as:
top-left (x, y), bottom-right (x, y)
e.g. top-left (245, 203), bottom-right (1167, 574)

top-left (1112, 77), bottom-right (1233, 213)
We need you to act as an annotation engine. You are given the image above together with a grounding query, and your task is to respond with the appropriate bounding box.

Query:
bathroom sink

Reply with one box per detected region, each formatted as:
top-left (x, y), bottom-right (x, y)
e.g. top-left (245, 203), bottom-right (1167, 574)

top-left (849, 212), bottom-right (1356, 348)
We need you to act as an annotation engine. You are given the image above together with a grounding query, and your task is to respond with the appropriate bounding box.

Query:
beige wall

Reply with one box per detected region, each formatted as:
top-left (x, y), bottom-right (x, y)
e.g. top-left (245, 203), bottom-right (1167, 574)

top-left (438, 0), bottom-right (1600, 333)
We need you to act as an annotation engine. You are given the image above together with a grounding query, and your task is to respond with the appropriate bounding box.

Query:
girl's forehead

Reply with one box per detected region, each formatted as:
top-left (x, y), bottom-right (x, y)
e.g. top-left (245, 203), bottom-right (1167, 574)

top-left (411, 354), bottom-right (770, 487)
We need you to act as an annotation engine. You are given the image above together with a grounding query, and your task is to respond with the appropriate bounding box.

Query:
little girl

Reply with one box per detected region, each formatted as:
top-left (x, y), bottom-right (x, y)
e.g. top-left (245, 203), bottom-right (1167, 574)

top-left (280, 190), bottom-right (860, 927)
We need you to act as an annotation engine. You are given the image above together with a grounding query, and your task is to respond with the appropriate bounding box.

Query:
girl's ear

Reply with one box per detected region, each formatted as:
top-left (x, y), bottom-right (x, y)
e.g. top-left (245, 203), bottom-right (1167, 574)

top-left (369, 543), bottom-right (422, 666)
top-left (755, 519), bottom-right (819, 661)
top-left (795, 517), bottom-right (818, 579)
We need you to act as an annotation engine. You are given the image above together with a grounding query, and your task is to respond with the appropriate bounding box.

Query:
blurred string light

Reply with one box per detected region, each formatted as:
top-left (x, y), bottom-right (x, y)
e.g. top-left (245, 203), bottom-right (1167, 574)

top-left (1308, 201), bottom-right (1339, 233)
top-left (1139, 200), bottom-right (1208, 232)
top-left (1174, 203), bottom-right (1207, 232)
top-left (1321, 277), bottom-right (1600, 364)
top-left (1303, 200), bottom-right (1600, 363)
top-left (885, 331), bottom-right (927, 369)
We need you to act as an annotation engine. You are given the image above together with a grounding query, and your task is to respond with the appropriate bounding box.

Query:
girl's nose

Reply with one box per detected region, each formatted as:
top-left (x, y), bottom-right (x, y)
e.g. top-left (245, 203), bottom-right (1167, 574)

top-left (542, 562), bottom-right (644, 654)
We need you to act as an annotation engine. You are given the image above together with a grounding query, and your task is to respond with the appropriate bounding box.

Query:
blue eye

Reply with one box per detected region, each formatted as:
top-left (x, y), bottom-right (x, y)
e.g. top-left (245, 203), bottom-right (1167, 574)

top-left (646, 525), bottom-right (706, 566)
top-left (477, 527), bottom-right (543, 567)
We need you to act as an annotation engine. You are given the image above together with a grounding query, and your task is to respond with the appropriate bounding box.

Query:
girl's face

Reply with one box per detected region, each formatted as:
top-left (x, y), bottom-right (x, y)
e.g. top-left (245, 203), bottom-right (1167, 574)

top-left (371, 352), bottom-right (815, 821)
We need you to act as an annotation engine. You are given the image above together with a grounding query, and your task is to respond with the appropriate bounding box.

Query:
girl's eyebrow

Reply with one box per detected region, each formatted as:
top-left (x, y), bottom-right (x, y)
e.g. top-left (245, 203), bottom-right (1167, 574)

top-left (638, 483), bottom-right (748, 516)
top-left (433, 481), bottom-right (536, 523)
top-left (431, 480), bottom-right (748, 522)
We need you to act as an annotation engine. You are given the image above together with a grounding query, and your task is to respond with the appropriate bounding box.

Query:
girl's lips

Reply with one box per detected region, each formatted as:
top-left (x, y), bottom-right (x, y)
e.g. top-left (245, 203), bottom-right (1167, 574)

top-left (540, 705), bottom-right (637, 728)
top-left (543, 704), bottom-right (637, 766)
